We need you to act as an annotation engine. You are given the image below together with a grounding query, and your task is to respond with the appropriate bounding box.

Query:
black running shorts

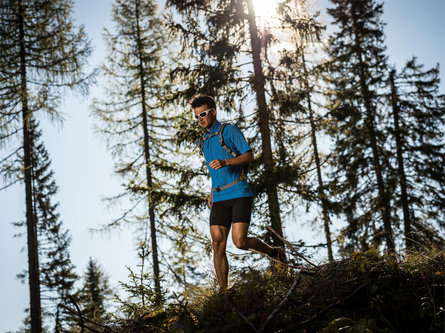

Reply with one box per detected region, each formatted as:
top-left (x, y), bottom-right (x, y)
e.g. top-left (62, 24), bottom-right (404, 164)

top-left (210, 196), bottom-right (253, 227)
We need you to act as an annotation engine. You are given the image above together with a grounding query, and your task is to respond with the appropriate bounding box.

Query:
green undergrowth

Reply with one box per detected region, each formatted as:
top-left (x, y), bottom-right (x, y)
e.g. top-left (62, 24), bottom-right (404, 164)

top-left (106, 249), bottom-right (444, 333)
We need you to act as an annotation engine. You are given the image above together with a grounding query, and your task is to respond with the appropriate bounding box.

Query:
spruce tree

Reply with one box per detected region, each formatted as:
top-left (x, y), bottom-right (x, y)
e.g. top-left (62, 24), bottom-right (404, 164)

top-left (387, 58), bottom-right (445, 249)
top-left (164, 0), bottom-right (283, 247)
top-left (324, 0), bottom-right (395, 253)
top-left (30, 121), bottom-right (77, 331)
top-left (271, 1), bottom-right (335, 260)
top-left (92, 0), bottom-right (199, 304)
top-left (165, 0), bottom-right (325, 252)
top-left (72, 258), bottom-right (112, 330)
top-left (13, 119), bottom-right (78, 332)
top-left (0, 1), bottom-right (93, 331)
top-left (245, 0), bottom-right (285, 246)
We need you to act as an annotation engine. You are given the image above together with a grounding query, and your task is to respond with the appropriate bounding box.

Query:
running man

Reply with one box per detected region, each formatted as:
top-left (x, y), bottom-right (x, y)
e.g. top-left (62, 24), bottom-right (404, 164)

top-left (191, 95), bottom-right (282, 289)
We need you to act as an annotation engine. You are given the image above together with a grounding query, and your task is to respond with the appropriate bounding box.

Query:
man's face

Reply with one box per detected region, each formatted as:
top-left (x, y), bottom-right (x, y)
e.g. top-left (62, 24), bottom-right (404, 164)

top-left (193, 104), bottom-right (216, 130)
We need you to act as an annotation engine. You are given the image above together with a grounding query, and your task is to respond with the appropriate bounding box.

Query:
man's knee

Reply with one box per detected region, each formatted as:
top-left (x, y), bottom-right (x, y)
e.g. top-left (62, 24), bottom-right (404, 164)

top-left (211, 235), bottom-right (227, 254)
top-left (210, 226), bottom-right (228, 250)
top-left (233, 236), bottom-right (248, 250)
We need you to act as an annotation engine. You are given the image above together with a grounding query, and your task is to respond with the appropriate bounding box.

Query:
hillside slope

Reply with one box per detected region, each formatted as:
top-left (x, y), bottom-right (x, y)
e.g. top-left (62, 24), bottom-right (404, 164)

top-left (96, 249), bottom-right (444, 333)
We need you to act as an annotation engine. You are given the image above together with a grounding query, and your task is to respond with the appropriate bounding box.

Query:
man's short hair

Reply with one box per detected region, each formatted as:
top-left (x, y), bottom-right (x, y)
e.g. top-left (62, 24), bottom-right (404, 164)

top-left (190, 94), bottom-right (216, 110)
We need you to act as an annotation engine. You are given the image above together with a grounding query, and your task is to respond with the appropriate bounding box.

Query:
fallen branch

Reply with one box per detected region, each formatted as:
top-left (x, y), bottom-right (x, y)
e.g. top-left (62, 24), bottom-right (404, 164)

top-left (268, 227), bottom-right (317, 268)
top-left (59, 304), bottom-right (104, 333)
top-left (60, 296), bottom-right (112, 333)
top-left (68, 295), bottom-right (85, 333)
top-left (259, 271), bottom-right (302, 333)
top-left (250, 249), bottom-right (300, 269)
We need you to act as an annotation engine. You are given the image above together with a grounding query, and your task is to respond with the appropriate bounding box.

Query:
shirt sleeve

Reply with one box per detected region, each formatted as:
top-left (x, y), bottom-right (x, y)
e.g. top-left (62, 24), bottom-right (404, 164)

top-left (226, 124), bottom-right (252, 155)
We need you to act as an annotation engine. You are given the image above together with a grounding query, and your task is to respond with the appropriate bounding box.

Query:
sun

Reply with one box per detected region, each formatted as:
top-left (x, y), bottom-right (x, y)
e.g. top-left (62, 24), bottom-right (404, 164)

top-left (253, 0), bottom-right (280, 23)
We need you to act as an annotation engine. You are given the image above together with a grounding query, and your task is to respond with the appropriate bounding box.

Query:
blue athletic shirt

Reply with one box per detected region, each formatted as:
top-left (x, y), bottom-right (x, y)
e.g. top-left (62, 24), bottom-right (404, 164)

top-left (200, 120), bottom-right (253, 203)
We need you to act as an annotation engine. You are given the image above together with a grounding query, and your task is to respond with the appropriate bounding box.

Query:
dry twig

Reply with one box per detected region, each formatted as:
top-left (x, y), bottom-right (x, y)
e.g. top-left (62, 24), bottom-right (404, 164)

top-left (59, 304), bottom-right (104, 333)
top-left (259, 271), bottom-right (302, 332)
top-left (268, 227), bottom-right (317, 267)
top-left (59, 295), bottom-right (112, 333)
top-left (250, 249), bottom-right (300, 269)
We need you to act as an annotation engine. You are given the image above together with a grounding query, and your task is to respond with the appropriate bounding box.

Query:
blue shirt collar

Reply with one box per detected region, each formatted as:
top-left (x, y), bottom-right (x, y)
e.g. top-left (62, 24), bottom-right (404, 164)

top-left (206, 120), bottom-right (221, 134)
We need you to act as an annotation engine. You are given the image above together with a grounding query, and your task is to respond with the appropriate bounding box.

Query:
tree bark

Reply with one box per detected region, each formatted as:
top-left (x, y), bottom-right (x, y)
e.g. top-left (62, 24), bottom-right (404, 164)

top-left (389, 70), bottom-right (412, 249)
top-left (135, 0), bottom-right (162, 305)
top-left (245, 0), bottom-right (284, 247)
top-left (18, 4), bottom-right (42, 332)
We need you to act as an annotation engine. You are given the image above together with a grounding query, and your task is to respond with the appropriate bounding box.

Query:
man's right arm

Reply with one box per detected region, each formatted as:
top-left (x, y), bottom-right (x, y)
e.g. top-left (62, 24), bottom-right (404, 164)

top-left (209, 150), bottom-right (253, 170)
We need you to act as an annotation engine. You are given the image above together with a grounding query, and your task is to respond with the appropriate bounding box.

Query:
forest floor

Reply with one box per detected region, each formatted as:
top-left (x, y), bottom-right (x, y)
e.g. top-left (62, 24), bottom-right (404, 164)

top-left (99, 247), bottom-right (444, 333)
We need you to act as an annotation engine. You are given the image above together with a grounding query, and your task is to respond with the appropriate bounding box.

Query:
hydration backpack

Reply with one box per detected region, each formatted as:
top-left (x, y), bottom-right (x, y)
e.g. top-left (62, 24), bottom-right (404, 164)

top-left (199, 123), bottom-right (237, 158)
top-left (199, 123), bottom-right (249, 192)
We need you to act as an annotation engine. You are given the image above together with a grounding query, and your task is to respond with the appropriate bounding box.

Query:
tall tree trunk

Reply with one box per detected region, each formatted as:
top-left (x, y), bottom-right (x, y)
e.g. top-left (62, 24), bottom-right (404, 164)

top-left (54, 304), bottom-right (61, 333)
top-left (18, 5), bottom-right (42, 332)
top-left (135, 0), bottom-right (161, 305)
top-left (301, 54), bottom-right (334, 261)
top-left (245, 0), bottom-right (284, 247)
top-left (351, 3), bottom-right (395, 252)
top-left (389, 70), bottom-right (412, 249)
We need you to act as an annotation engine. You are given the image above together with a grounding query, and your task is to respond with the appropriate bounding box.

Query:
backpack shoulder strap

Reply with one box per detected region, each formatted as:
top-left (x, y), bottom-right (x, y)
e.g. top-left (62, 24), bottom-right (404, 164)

top-left (219, 123), bottom-right (237, 157)
top-left (220, 123), bottom-right (249, 177)
top-left (199, 131), bottom-right (218, 155)
top-left (199, 134), bottom-right (205, 156)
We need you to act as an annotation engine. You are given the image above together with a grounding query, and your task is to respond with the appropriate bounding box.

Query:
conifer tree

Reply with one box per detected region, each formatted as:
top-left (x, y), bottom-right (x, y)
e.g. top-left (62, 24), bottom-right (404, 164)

top-left (303, 55), bottom-right (335, 261)
top-left (114, 242), bottom-right (161, 317)
top-left (324, 0), bottom-right (395, 253)
top-left (271, 2), bottom-right (335, 260)
top-left (30, 121), bottom-right (77, 331)
top-left (12, 119), bottom-right (78, 332)
top-left (245, 0), bottom-right (285, 246)
top-left (92, 0), bottom-right (193, 304)
top-left (72, 258), bottom-right (112, 330)
top-left (165, 0), bottom-right (325, 250)
top-left (165, 0), bottom-right (283, 247)
top-left (387, 58), bottom-right (445, 249)
top-left (0, 1), bottom-right (93, 331)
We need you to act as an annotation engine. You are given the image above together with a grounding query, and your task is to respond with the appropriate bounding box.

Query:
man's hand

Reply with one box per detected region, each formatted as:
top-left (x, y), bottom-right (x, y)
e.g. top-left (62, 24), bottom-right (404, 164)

top-left (209, 159), bottom-right (227, 170)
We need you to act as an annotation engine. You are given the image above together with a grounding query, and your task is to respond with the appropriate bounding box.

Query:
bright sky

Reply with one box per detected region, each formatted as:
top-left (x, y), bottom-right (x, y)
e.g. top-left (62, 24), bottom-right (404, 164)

top-left (1, 0), bottom-right (444, 331)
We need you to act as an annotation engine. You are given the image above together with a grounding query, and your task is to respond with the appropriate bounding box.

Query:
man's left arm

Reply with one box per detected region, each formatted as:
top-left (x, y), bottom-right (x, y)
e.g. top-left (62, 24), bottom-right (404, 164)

top-left (209, 150), bottom-right (253, 170)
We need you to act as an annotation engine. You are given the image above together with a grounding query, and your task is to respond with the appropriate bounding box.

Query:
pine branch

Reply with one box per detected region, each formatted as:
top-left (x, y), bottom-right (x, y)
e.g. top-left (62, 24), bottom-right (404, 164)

top-left (0, 178), bottom-right (20, 191)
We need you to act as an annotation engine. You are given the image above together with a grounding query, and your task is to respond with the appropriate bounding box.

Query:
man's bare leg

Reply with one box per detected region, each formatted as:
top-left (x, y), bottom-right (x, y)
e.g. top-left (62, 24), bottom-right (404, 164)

top-left (232, 222), bottom-right (275, 255)
top-left (210, 225), bottom-right (230, 288)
